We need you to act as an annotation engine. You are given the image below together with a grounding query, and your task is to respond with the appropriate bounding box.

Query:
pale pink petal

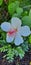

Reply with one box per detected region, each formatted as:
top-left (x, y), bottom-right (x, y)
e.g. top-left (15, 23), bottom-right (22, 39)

top-left (6, 33), bottom-right (15, 43)
top-left (14, 33), bottom-right (24, 46)
top-left (20, 26), bottom-right (30, 36)
top-left (1, 22), bottom-right (11, 32)
top-left (11, 17), bottom-right (22, 29)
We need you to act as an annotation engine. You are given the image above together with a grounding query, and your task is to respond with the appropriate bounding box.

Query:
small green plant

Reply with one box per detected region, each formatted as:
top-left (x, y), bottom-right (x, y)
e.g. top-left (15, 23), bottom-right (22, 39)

top-left (8, 1), bottom-right (23, 16)
top-left (8, 1), bottom-right (20, 15)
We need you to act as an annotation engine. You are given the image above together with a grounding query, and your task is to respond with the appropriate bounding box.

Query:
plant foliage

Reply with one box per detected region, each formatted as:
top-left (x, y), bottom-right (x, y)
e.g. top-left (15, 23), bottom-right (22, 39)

top-left (0, 0), bottom-right (31, 62)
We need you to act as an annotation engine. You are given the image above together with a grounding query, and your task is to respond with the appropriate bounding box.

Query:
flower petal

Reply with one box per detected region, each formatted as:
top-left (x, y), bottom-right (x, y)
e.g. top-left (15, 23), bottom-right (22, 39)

top-left (6, 33), bottom-right (15, 43)
top-left (1, 22), bottom-right (11, 32)
top-left (11, 17), bottom-right (22, 28)
top-left (20, 26), bottom-right (30, 36)
top-left (14, 33), bottom-right (24, 46)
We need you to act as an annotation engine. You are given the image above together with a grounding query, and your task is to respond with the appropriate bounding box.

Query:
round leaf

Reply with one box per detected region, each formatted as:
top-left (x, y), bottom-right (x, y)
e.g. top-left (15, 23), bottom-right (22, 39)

top-left (22, 16), bottom-right (31, 27)
top-left (8, 3), bottom-right (16, 15)
top-left (16, 7), bottom-right (23, 15)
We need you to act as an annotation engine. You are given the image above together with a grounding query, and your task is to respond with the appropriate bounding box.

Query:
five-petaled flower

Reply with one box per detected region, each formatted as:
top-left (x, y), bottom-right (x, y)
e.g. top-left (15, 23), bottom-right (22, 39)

top-left (1, 17), bottom-right (31, 46)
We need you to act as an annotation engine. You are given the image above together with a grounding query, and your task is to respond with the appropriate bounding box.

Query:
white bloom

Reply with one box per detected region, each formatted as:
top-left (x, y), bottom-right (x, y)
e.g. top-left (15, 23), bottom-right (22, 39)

top-left (1, 17), bottom-right (31, 46)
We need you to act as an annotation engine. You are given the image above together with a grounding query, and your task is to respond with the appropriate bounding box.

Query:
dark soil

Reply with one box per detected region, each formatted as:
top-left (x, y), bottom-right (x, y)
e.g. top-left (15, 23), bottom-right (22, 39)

top-left (0, 50), bottom-right (31, 65)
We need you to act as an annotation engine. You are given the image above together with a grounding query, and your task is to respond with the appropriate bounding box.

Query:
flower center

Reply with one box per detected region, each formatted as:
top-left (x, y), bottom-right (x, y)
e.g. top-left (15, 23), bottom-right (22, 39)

top-left (8, 29), bottom-right (17, 36)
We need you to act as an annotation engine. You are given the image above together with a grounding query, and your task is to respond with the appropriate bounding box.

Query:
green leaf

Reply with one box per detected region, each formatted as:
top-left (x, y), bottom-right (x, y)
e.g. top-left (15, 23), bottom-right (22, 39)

top-left (0, 0), bottom-right (3, 6)
top-left (15, 1), bottom-right (20, 7)
top-left (16, 7), bottom-right (23, 15)
top-left (8, 0), bottom-right (20, 5)
top-left (29, 9), bottom-right (31, 16)
top-left (8, 1), bottom-right (20, 15)
top-left (0, 46), bottom-right (8, 52)
top-left (0, 40), bottom-right (6, 45)
top-left (1, 32), bottom-right (6, 40)
top-left (22, 16), bottom-right (31, 27)
top-left (21, 41), bottom-right (29, 52)
top-left (8, 3), bottom-right (16, 15)
top-left (29, 35), bottom-right (31, 44)
top-left (12, 13), bottom-right (19, 18)
top-left (6, 48), bottom-right (15, 62)
top-left (16, 47), bottom-right (25, 59)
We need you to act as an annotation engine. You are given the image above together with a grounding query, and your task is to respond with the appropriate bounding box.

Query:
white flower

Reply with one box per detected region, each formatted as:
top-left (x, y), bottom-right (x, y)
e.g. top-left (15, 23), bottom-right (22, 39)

top-left (1, 17), bottom-right (31, 46)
